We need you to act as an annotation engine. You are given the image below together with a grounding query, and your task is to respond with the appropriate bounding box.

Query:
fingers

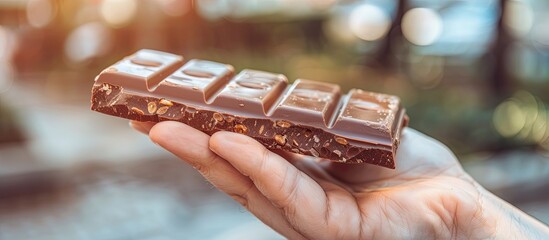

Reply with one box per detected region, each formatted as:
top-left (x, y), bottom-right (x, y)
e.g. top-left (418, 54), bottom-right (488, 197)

top-left (276, 151), bottom-right (354, 193)
top-left (149, 122), bottom-right (253, 198)
top-left (129, 121), bottom-right (155, 134)
top-left (209, 131), bottom-right (329, 234)
top-left (148, 122), bottom-right (306, 239)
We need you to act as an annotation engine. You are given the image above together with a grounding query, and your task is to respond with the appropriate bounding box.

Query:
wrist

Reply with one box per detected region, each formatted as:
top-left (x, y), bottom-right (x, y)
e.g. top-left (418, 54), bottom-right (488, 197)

top-left (429, 176), bottom-right (545, 239)
top-left (474, 182), bottom-right (549, 239)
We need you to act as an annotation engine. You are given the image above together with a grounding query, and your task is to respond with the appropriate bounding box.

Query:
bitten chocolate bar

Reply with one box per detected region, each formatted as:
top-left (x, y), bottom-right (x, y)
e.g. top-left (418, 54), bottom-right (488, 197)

top-left (91, 49), bottom-right (408, 168)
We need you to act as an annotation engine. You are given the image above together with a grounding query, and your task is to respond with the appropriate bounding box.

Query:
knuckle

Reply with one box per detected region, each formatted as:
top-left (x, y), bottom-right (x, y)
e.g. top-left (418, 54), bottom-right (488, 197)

top-left (190, 154), bottom-right (223, 179)
top-left (256, 147), bottom-right (271, 175)
top-left (229, 194), bottom-right (249, 207)
top-left (229, 183), bottom-right (255, 208)
top-left (191, 162), bottom-right (211, 178)
top-left (274, 170), bottom-right (301, 211)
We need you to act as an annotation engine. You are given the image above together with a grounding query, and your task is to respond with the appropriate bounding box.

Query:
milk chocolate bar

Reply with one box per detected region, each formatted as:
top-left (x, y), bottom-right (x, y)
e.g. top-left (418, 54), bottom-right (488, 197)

top-left (91, 49), bottom-right (408, 168)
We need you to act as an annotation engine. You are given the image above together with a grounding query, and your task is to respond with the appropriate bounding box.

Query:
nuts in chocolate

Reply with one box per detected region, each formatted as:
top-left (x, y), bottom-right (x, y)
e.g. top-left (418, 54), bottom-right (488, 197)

top-left (156, 106), bottom-right (169, 115)
top-left (147, 102), bottom-right (157, 114)
top-left (90, 49), bottom-right (408, 168)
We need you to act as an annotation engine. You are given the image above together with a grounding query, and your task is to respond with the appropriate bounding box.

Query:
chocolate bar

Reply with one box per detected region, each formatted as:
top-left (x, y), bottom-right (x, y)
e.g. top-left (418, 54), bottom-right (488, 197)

top-left (91, 49), bottom-right (408, 168)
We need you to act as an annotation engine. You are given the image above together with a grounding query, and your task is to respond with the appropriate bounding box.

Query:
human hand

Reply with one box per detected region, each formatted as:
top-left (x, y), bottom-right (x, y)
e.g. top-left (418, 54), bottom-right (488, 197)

top-left (131, 121), bottom-right (549, 240)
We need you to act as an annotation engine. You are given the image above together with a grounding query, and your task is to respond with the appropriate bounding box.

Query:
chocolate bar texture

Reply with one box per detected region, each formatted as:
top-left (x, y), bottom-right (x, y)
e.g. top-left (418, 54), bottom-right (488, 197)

top-left (91, 49), bottom-right (408, 168)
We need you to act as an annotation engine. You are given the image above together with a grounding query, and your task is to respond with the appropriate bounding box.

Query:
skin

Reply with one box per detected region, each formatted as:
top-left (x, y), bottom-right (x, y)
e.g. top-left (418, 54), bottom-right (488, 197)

top-left (131, 121), bottom-right (549, 240)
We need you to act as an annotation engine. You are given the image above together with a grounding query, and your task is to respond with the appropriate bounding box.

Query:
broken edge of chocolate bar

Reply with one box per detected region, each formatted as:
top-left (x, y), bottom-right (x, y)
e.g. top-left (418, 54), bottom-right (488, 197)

top-left (91, 49), bottom-right (408, 169)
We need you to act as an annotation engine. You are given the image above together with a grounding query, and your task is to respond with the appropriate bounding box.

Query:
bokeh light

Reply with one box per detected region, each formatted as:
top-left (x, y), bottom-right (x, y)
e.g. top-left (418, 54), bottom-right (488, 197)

top-left (0, 25), bottom-right (15, 93)
top-left (26, 0), bottom-right (55, 28)
top-left (324, 13), bottom-right (357, 45)
top-left (155, 0), bottom-right (190, 17)
top-left (195, 0), bottom-right (229, 20)
top-left (531, 16), bottom-right (549, 47)
top-left (1, 1), bottom-right (549, 235)
top-left (494, 91), bottom-right (549, 145)
top-left (348, 4), bottom-right (391, 42)
top-left (0, 26), bottom-right (9, 60)
top-left (402, 8), bottom-right (443, 46)
top-left (100, 0), bottom-right (138, 28)
top-left (64, 22), bottom-right (112, 63)
top-left (503, 0), bottom-right (534, 38)
top-left (494, 98), bottom-right (527, 138)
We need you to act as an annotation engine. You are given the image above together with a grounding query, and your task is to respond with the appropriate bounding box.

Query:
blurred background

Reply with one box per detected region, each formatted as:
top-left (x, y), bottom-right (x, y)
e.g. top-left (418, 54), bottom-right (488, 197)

top-left (0, 0), bottom-right (548, 239)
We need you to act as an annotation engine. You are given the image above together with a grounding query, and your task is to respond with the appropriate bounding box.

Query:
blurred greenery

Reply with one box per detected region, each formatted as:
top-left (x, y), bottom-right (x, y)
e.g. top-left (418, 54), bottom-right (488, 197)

top-left (1, 0), bottom-right (549, 158)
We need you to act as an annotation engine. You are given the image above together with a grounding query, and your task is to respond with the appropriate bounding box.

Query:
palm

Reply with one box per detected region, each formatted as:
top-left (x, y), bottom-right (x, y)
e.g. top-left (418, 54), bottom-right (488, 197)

top-left (132, 121), bottom-right (486, 239)
top-left (279, 132), bottom-right (483, 240)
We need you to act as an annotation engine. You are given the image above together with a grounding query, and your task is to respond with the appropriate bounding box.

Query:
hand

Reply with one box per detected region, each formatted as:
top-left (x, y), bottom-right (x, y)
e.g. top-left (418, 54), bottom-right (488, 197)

top-left (131, 121), bottom-right (549, 239)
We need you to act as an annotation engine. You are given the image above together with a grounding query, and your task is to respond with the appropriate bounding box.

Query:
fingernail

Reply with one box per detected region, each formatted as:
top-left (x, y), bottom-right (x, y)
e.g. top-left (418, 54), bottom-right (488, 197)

top-left (221, 132), bottom-right (253, 145)
top-left (209, 132), bottom-right (251, 154)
